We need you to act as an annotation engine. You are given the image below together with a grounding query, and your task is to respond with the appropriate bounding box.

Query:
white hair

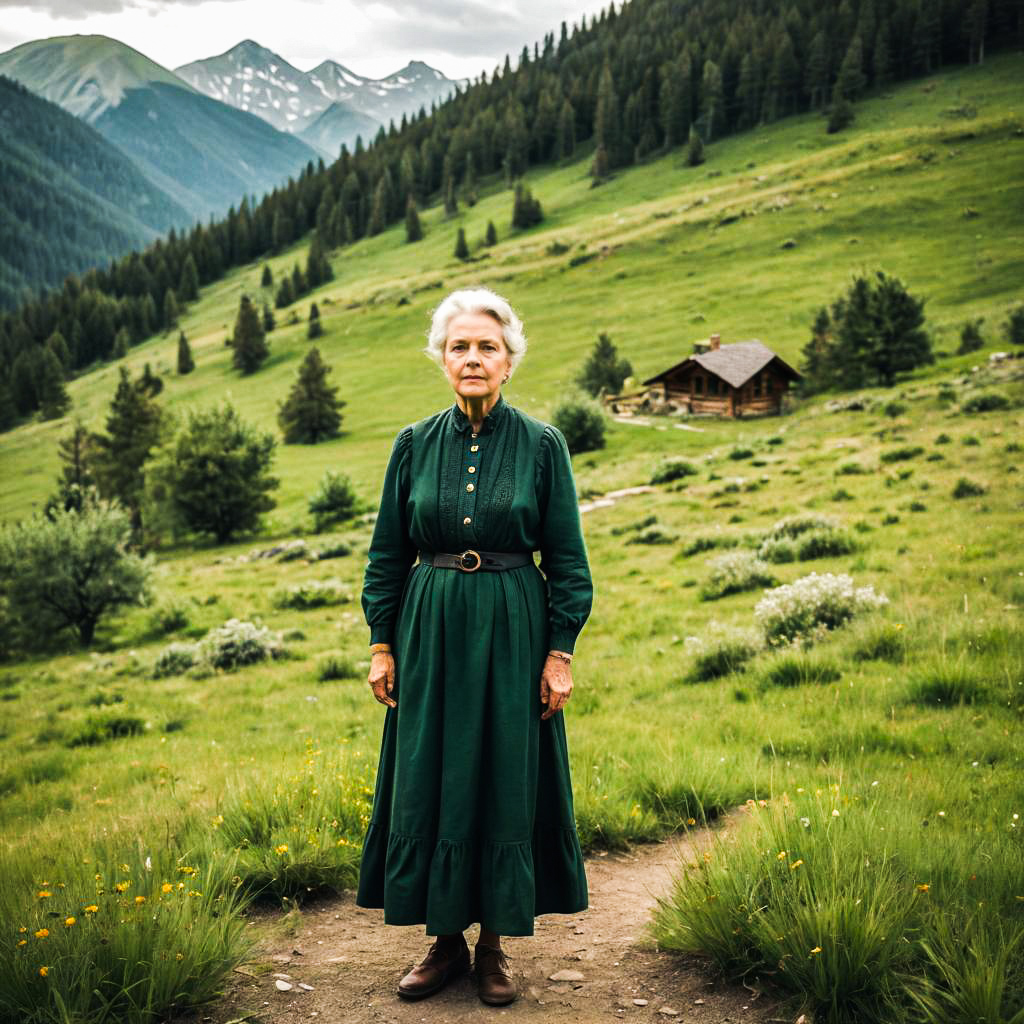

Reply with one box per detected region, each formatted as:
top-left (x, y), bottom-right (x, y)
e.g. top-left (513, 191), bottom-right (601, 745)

top-left (424, 287), bottom-right (527, 376)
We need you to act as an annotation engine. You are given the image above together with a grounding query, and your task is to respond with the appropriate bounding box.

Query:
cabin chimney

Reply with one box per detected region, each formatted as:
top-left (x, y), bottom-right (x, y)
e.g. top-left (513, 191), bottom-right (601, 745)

top-left (709, 333), bottom-right (721, 351)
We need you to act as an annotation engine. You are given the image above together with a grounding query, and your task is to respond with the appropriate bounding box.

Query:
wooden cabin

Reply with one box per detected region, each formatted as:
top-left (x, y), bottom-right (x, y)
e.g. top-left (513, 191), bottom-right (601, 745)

top-left (639, 334), bottom-right (801, 418)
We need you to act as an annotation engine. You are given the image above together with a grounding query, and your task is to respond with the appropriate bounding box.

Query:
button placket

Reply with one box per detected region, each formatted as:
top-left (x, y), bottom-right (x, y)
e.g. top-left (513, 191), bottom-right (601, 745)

top-left (459, 430), bottom-right (485, 532)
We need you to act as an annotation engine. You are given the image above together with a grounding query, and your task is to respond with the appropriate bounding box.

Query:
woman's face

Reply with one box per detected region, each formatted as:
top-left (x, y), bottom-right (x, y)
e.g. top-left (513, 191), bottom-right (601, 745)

top-left (442, 311), bottom-right (512, 403)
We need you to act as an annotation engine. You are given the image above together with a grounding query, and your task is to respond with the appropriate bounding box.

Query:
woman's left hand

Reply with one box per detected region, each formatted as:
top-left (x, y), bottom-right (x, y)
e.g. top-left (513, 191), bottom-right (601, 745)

top-left (540, 652), bottom-right (573, 719)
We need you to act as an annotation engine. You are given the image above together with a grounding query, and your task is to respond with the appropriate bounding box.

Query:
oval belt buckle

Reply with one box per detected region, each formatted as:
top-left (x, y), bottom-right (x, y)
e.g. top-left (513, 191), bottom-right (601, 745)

top-left (459, 548), bottom-right (482, 572)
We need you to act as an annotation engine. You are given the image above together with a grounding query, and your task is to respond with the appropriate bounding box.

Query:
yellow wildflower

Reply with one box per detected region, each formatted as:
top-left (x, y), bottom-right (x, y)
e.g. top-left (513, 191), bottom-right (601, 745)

top-left (135, 896), bottom-right (146, 905)
top-left (810, 946), bottom-right (822, 955)
top-left (275, 844), bottom-right (289, 854)
top-left (917, 883), bottom-right (930, 893)
top-left (790, 860), bottom-right (804, 870)
top-left (114, 881), bottom-right (130, 893)
top-left (39, 966), bottom-right (49, 978)
top-left (35, 928), bottom-right (49, 939)
top-left (83, 905), bottom-right (99, 914)
top-left (17, 939), bottom-right (27, 947)
top-left (37, 890), bottom-right (51, 899)
top-left (776, 851), bottom-right (788, 861)
top-left (687, 817), bottom-right (696, 826)
top-left (18, 927), bottom-right (27, 933)
top-left (161, 883), bottom-right (173, 894)
top-left (64, 917), bottom-right (76, 927)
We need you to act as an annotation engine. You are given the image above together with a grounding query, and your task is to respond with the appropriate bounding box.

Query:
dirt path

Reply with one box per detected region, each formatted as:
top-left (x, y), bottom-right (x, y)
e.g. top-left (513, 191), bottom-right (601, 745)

top-left (201, 832), bottom-right (782, 1024)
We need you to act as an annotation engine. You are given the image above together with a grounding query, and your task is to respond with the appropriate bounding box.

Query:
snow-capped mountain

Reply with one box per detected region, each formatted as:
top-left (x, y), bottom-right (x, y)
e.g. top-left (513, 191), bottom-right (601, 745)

top-left (175, 40), bottom-right (465, 157)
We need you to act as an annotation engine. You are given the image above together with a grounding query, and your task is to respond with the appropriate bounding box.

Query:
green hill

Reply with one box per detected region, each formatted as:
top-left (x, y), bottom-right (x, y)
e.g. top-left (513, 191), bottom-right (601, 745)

top-left (0, 54), bottom-right (1022, 1024)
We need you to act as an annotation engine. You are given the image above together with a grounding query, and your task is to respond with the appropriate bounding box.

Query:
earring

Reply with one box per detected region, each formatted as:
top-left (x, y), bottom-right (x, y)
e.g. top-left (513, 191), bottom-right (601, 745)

top-left (502, 374), bottom-right (509, 383)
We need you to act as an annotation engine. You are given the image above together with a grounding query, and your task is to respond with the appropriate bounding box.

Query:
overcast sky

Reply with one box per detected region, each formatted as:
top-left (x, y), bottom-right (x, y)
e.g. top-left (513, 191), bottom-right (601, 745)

top-left (0, 0), bottom-right (611, 79)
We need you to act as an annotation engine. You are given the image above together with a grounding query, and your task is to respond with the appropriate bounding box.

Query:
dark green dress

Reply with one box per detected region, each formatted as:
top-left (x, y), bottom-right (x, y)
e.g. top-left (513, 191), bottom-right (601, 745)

top-left (355, 393), bottom-right (593, 936)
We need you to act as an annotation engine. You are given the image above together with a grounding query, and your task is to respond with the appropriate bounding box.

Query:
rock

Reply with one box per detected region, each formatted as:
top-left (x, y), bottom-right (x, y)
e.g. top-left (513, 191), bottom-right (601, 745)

top-left (549, 969), bottom-right (585, 982)
top-left (658, 1008), bottom-right (680, 1017)
top-left (299, 983), bottom-right (314, 991)
top-left (633, 998), bottom-right (649, 1006)
top-left (694, 997), bottom-right (705, 1004)
top-left (275, 980), bottom-right (293, 992)
top-left (272, 973), bottom-right (292, 980)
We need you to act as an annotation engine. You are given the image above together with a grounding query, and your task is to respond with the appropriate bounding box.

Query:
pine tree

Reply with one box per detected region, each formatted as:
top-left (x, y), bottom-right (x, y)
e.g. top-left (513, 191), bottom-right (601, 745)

top-left (262, 302), bottom-right (276, 333)
top-left (177, 331), bottom-right (194, 374)
top-left (163, 287), bottom-right (179, 331)
top-left (178, 254), bottom-right (199, 302)
top-left (112, 327), bottom-right (130, 359)
top-left (291, 263), bottom-right (307, 299)
top-left (591, 143), bottom-right (610, 184)
top-left (231, 295), bottom-right (269, 374)
top-left (594, 60), bottom-right (621, 167)
top-left (484, 220), bottom-right (498, 247)
top-left (46, 330), bottom-right (71, 370)
top-left (463, 152), bottom-right (478, 206)
top-left (835, 35), bottom-right (867, 101)
top-left (443, 155), bottom-right (458, 218)
top-left (511, 182), bottom-right (543, 228)
top-left (51, 418), bottom-right (96, 513)
top-left (261, 263), bottom-right (274, 288)
top-left (686, 124), bottom-right (706, 166)
top-left (873, 21), bottom-right (893, 87)
top-left (914, 0), bottom-right (942, 73)
top-left (405, 194), bottom-right (423, 242)
top-left (800, 307), bottom-right (834, 392)
top-left (368, 175), bottom-right (389, 235)
top-left (36, 347), bottom-right (71, 420)
top-left (557, 98), bottom-right (576, 160)
top-left (275, 277), bottom-right (295, 309)
top-left (305, 233), bottom-right (332, 289)
top-left (805, 31), bottom-right (829, 109)
top-left (277, 346), bottom-right (345, 444)
top-left (576, 333), bottom-right (633, 396)
top-left (701, 60), bottom-right (724, 141)
top-left (454, 227), bottom-right (470, 260)
top-left (827, 94), bottom-right (855, 133)
top-left (308, 302), bottom-right (323, 339)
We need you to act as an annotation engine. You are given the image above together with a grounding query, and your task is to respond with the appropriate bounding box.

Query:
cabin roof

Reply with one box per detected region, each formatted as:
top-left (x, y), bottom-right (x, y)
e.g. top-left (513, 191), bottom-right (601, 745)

top-left (642, 340), bottom-right (802, 389)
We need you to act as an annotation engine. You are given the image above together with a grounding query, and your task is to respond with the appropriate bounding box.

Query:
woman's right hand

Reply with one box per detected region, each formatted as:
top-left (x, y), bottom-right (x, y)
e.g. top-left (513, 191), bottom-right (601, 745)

top-left (369, 651), bottom-right (397, 708)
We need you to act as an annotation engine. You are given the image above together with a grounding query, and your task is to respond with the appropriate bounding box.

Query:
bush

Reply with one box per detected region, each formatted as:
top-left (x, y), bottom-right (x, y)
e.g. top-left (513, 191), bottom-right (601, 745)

top-left (650, 458), bottom-right (699, 485)
top-left (271, 579), bottom-right (352, 610)
top-left (148, 598), bottom-right (190, 636)
top-left (764, 513), bottom-right (839, 539)
top-left (0, 490), bottom-right (153, 649)
top-left (952, 477), bottom-right (986, 499)
top-left (624, 526), bottom-right (678, 546)
top-left (700, 551), bottom-right (777, 601)
top-left (152, 641), bottom-right (199, 678)
top-left (795, 526), bottom-right (858, 560)
top-left (1005, 304), bottom-right (1024, 346)
top-left (198, 619), bottom-right (286, 670)
top-left (879, 446), bottom-right (924, 463)
top-left (682, 534), bottom-right (740, 557)
top-left (683, 623), bottom-right (764, 681)
top-left (961, 393), bottom-right (1010, 413)
top-left (882, 401), bottom-right (907, 418)
top-left (728, 447), bottom-right (755, 461)
top-left (935, 433), bottom-right (952, 444)
top-left (755, 572), bottom-right (889, 644)
top-left (314, 539), bottom-right (352, 561)
top-left (835, 461), bottom-right (868, 475)
top-left (66, 711), bottom-right (147, 747)
top-left (317, 653), bottom-right (361, 681)
top-left (552, 394), bottom-right (606, 455)
top-left (757, 535), bottom-right (797, 563)
top-left (308, 471), bottom-right (362, 533)
top-left (957, 318), bottom-right (985, 354)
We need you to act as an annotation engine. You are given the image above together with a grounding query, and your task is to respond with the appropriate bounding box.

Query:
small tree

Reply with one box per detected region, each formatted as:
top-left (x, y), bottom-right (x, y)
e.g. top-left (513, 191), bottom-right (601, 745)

top-left (262, 301), bottom-right (276, 333)
top-left (278, 346), bottom-right (345, 444)
top-left (112, 326), bottom-right (130, 359)
top-left (576, 333), bottom-right (633, 397)
top-left (686, 124), bottom-right (705, 166)
top-left (405, 194), bottom-right (423, 242)
top-left (36, 347), bottom-right (71, 420)
top-left (261, 263), bottom-right (274, 288)
top-left (454, 227), bottom-right (470, 260)
top-left (957, 319), bottom-right (985, 355)
top-left (308, 302), bottom-right (323, 339)
top-left (308, 470), bottom-right (362, 532)
top-left (0, 489), bottom-right (153, 648)
top-left (144, 402), bottom-right (279, 543)
top-left (275, 277), bottom-right (295, 309)
top-left (178, 254), bottom-right (200, 302)
top-left (47, 419), bottom-right (96, 515)
top-left (590, 142), bottom-right (609, 184)
top-left (484, 220), bottom-right (498, 247)
top-left (163, 288), bottom-right (179, 331)
top-left (827, 94), bottom-right (855, 133)
top-left (231, 295), bottom-right (269, 374)
top-left (177, 331), bottom-right (195, 374)
top-left (552, 393), bottom-right (606, 455)
top-left (511, 182), bottom-right (543, 229)
top-left (1006, 305), bottom-right (1024, 346)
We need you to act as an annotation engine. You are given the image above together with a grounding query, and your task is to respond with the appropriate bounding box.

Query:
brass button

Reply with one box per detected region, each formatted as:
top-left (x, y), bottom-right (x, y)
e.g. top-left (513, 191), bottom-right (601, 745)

top-left (467, 465), bottom-right (476, 474)
top-left (466, 483), bottom-right (474, 492)
top-left (463, 516), bottom-right (472, 525)
top-left (470, 444), bottom-right (479, 452)
top-left (471, 432), bottom-right (478, 438)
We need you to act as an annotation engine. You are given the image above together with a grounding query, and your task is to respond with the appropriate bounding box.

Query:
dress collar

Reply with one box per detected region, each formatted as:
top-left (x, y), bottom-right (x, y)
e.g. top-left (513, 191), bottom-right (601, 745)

top-left (450, 393), bottom-right (508, 434)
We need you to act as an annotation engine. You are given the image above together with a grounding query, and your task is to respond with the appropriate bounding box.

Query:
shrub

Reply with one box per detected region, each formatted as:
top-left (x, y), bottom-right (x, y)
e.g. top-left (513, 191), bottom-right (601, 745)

top-left (835, 461), bottom-right (868, 476)
top-left (682, 534), bottom-right (739, 557)
top-left (956, 318), bottom-right (985, 354)
top-left (831, 488), bottom-right (854, 501)
top-left (198, 619), bottom-right (286, 670)
top-left (611, 514), bottom-right (657, 536)
top-left (152, 641), bottom-right (199, 678)
top-left (879, 445), bottom-right (924, 463)
top-left (961, 393), bottom-right (1010, 413)
top-left (1005, 304), bottom-right (1024, 346)
top-left (728, 447), bottom-right (755, 461)
top-left (952, 477), bottom-right (986, 499)
top-left (935, 433), bottom-right (952, 444)
top-left (148, 598), bottom-right (190, 636)
top-left (551, 394), bottom-right (606, 455)
top-left (314, 539), bottom-right (352, 560)
top-left (764, 513), bottom-right (839, 539)
top-left (882, 401), bottom-right (907, 418)
top-left (795, 526), bottom-right (858, 560)
top-left (650, 458), bottom-right (699, 484)
top-left (66, 711), bottom-right (147, 747)
top-left (625, 526), bottom-right (678, 546)
top-left (305, 473), bottom-right (362, 536)
top-left (759, 652), bottom-right (842, 687)
top-left (683, 623), bottom-right (764, 681)
top-left (755, 572), bottom-right (889, 644)
top-left (316, 653), bottom-right (361, 681)
top-left (271, 579), bottom-right (352, 610)
top-left (758, 535), bottom-right (797, 563)
top-left (0, 490), bottom-right (153, 649)
top-left (700, 551), bottom-right (777, 601)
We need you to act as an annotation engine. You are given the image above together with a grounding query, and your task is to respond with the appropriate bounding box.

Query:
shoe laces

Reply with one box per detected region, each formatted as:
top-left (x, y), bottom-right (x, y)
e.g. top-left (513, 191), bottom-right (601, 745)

top-left (476, 943), bottom-right (512, 974)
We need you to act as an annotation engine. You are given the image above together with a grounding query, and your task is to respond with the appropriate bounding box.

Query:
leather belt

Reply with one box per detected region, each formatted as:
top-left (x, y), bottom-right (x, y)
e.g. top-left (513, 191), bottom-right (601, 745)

top-left (418, 549), bottom-right (533, 572)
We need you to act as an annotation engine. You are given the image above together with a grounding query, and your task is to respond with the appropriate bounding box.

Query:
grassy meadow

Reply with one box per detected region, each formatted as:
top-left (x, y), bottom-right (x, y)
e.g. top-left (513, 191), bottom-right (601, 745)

top-left (1, 52), bottom-right (1023, 1023)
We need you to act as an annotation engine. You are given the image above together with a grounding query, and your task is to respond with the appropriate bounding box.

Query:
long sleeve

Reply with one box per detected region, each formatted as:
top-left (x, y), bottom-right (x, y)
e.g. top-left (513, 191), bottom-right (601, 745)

top-left (535, 425), bottom-right (594, 654)
top-left (361, 425), bottom-right (417, 646)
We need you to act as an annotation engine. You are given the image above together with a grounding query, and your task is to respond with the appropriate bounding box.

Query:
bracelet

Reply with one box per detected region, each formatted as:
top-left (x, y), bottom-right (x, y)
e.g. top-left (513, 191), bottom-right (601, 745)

top-left (547, 651), bottom-right (572, 664)
top-left (369, 643), bottom-right (392, 654)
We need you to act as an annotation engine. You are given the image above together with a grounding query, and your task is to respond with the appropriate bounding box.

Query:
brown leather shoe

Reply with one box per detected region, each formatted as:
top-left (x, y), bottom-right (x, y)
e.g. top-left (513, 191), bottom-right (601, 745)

top-left (396, 935), bottom-right (470, 1000)
top-left (474, 942), bottom-right (517, 1006)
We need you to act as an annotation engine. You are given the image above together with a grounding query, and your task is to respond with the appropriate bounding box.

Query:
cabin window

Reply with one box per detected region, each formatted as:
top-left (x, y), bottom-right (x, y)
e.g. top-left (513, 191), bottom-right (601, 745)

top-left (694, 376), bottom-right (704, 395)
top-left (709, 376), bottom-right (719, 396)
top-left (764, 376), bottom-right (773, 394)
top-left (753, 376), bottom-right (762, 398)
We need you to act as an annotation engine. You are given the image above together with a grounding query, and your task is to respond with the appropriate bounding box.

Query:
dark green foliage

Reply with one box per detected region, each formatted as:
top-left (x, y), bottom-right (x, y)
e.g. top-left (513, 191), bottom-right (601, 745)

top-left (552, 394), bottom-right (606, 455)
top-left (230, 295), bottom-right (269, 374)
top-left (1006, 305), bottom-right (1024, 346)
top-left (307, 302), bottom-right (323, 340)
top-left (162, 287), bottom-right (178, 331)
top-left (760, 654), bottom-right (842, 687)
top-left (278, 346), bottom-right (344, 444)
top-left (261, 263), bottom-right (273, 288)
top-left (67, 712), bottom-right (146, 747)
top-left (0, 489), bottom-right (152, 648)
top-left (651, 458), bottom-right (699, 485)
top-left (317, 653), bottom-right (361, 682)
top-left (728, 447), bottom-right (754, 460)
top-left (576, 333), bottom-right (633, 397)
top-left (952, 476), bottom-right (986, 498)
top-left (48, 419), bottom-right (97, 515)
top-left (484, 220), bottom-right (498, 247)
top-left (957, 318), bottom-right (985, 354)
top-left (176, 331), bottom-right (194, 375)
top-left (883, 401), bottom-right (907, 418)
top-left (112, 327), bottom-right (129, 359)
top-left (827, 96), bottom-right (855, 133)
top-left (178, 254), bottom-right (199, 302)
top-left (801, 272), bottom-right (932, 391)
top-left (686, 124), bottom-right (705, 166)
top-left (511, 182), bottom-right (543, 229)
top-left (36, 347), bottom-right (70, 420)
top-left (880, 446), bottom-right (925, 463)
top-left (961, 392), bottom-right (1010, 413)
top-left (304, 234), bottom-right (333, 289)
top-left (405, 194), bottom-right (423, 242)
top-left (308, 470), bottom-right (361, 532)
top-left (275, 276), bottom-right (295, 309)
top-left (907, 662), bottom-right (988, 707)
top-left (454, 227), bottom-right (469, 260)
top-left (145, 402), bottom-right (279, 543)
top-left (261, 302), bottom-right (275, 333)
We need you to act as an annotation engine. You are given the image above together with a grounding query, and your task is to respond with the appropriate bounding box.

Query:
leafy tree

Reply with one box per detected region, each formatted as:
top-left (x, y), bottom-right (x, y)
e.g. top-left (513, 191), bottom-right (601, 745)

top-left (90, 365), bottom-right (165, 529)
top-left (144, 402), bottom-right (278, 543)
top-left (552, 394), bottom-right (606, 455)
top-left (454, 227), bottom-right (470, 260)
top-left (308, 302), bottom-right (323, 339)
top-left (278, 346), bottom-right (344, 444)
top-left (308, 470), bottom-right (362, 532)
top-left (261, 263), bottom-right (274, 288)
top-left (484, 220), bottom-right (498, 247)
top-left (231, 295), bottom-right (269, 374)
top-left (405, 194), bottom-right (423, 242)
top-left (177, 330), bottom-right (195, 374)
top-left (687, 124), bottom-right (706, 166)
top-left (0, 489), bottom-right (153, 647)
top-left (576, 333), bottom-right (633, 396)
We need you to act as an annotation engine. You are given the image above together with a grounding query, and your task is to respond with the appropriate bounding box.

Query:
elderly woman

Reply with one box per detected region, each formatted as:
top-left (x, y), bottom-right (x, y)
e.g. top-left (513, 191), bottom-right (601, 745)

top-left (355, 287), bottom-right (593, 1006)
